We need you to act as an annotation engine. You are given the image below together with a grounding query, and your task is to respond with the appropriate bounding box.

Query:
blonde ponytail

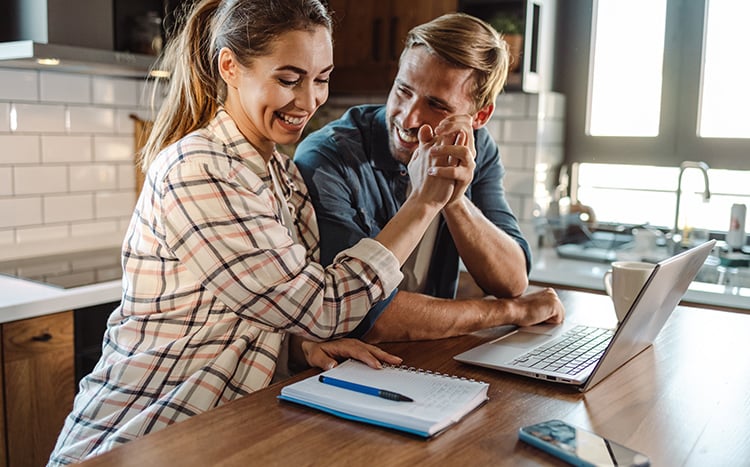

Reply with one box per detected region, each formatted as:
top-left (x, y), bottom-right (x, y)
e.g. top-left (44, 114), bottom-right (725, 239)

top-left (139, 0), bottom-right (224, 171)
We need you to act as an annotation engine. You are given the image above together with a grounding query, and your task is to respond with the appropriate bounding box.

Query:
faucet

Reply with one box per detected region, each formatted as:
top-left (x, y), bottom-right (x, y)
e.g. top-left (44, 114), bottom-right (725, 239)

top-left (672, 161), bottom-right (711, 250)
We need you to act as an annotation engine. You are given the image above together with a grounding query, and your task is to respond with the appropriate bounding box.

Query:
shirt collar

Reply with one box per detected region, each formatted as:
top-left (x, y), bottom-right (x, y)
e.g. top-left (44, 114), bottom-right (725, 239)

top-left (207, 108), bottom-right (269, 177)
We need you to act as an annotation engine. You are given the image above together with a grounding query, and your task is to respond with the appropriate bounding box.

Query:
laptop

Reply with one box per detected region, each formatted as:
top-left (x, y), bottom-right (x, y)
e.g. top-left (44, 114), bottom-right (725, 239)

top-left (454, 240), bottom-right (715, 392)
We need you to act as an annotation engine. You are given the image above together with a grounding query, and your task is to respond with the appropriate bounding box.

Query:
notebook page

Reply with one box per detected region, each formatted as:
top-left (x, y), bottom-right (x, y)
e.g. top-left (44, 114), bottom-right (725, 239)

top-left (280, 359), bottom-right (489, 435)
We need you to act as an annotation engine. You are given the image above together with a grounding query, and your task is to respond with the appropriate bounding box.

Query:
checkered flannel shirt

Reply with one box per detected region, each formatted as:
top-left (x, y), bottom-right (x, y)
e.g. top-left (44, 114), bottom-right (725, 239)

top-left (49, 110), bottom-right (402, 465)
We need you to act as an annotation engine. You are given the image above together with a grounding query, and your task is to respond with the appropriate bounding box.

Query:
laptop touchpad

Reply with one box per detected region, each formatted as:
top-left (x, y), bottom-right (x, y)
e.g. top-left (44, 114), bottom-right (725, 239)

top-left (493, 331), bottom-right (550, 349)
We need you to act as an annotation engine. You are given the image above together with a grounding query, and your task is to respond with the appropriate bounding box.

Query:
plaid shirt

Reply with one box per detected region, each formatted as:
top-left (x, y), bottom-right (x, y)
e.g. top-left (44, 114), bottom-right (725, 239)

top-left (49, 110), bottom-right (402, 465)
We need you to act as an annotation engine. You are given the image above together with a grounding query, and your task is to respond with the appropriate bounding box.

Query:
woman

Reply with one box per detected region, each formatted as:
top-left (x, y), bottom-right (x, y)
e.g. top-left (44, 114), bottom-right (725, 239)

top-left (49, 0), bottom-right (455, 464)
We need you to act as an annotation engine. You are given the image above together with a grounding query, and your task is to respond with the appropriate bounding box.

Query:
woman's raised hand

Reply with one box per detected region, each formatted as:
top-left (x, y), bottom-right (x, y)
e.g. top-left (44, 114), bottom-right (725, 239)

top-left (407, 124), bottom-right (455, 208)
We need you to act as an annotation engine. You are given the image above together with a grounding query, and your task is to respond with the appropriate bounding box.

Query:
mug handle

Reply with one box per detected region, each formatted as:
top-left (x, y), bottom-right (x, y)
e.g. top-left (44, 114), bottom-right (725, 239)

top-left (603, 270), bottom-right (613, 296)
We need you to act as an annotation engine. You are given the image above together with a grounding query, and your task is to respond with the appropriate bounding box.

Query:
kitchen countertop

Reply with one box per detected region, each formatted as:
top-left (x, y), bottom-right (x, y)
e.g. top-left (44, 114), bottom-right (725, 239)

top-left (0, 274), bottom-right (121, 323)
top-left (1, 246), bottom-right (748, 324)
top-left (530, 247), bottom-right (750, 312)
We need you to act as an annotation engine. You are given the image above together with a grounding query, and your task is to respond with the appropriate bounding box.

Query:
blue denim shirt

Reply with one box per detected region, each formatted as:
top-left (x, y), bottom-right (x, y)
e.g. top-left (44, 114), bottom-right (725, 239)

top-left (295, 105), bottom-right (531, 337)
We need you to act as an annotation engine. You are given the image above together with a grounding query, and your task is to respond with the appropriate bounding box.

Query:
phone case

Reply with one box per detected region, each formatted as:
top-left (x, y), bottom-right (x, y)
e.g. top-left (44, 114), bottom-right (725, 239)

top-left (519, 425), bottom-right (594, 467)
top-left (518, 419), bottom-right (650, 467)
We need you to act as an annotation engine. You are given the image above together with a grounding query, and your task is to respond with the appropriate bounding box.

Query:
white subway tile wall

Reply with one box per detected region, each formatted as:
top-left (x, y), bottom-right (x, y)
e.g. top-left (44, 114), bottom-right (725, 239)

top-left (492, 92), bottom-right (566, 242)
top-left (67, 106), bottom-right (117, 134)
top-left (0, 103), bottom-right (9, 131)
top-left (0, 72), bottom-right (564, 261)
top-left (40, 72), bottom-right (91, 104)
top-left (0, 197), bottom-right (43, 229)
top-left (0, 69), bottom-right (38, 101)
top-left (0, 168), bottom-right (12, 196)
top-left (0, 67), bottom-right (153, 260)
top-left (0, 135), bottom-right (40, 163)
top-left (16, 224), bottom-right (69, 244)
top-left (45, 194), bottom-right (94, 223)
top-left (93, 77), bottom-right (138, 106)
top-left (15, 165), bottom-right (68, 195)
top-left (41, 136), bottom-right (93, 163)
top-left (13, 103), bottom-right (67, 133)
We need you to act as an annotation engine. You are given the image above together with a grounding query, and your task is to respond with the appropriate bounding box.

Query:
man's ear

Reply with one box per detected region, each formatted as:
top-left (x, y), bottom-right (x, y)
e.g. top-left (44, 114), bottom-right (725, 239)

top-left (472, 103), bottom-right (495, 129)
top-left (218, 47), bottom-right (239, 88)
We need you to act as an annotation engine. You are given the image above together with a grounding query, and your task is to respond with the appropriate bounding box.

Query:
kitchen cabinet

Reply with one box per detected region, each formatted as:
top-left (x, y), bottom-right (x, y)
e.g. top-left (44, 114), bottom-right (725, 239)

top-left (327, 0), bottom-right (458, 94)
top-left (1, 311), bottom-right (75, 467)
top-left (74, 303), bottom-right (116, 385)
top-left (114, 0), bottom-right (185, 55)
top-left (460, 0), bottom-right (557, 92)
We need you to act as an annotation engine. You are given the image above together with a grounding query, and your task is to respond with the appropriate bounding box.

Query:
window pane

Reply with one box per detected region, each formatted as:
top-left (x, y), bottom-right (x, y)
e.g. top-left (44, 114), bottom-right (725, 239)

top-left (576, 163), bottom-right (676, 227)
top-left (588, 0), bottom-right (667, 137)
top-left (575, 163), bottom-right (750, 233)
top-left (699, 0), bottom-right (750, 138)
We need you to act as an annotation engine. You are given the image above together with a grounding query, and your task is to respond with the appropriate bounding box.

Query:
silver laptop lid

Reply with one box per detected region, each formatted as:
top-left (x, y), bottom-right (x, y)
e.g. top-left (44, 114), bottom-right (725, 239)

top-left (582, 239), bottom-right (715, 391)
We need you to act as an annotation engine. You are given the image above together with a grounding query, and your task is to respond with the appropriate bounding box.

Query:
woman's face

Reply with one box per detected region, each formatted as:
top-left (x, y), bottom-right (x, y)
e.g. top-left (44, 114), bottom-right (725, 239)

top-left (221, 26), bottom-right (333, 158)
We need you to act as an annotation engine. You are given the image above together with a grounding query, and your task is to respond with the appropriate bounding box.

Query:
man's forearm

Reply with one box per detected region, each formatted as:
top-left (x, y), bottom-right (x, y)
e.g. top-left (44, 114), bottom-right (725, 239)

top-left (362, 288), bottom-right (565, 344)
top-left (442, 197), bottom-right (528, 297)
top-left (362, 291), bottom-right (509, 343)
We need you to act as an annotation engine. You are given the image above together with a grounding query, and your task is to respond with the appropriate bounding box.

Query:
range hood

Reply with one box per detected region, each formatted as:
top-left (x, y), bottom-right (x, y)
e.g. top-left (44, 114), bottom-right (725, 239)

top-left (0, 40), bottom-right (157, 78)
top-left (0, 0), bottom-right (165, 79)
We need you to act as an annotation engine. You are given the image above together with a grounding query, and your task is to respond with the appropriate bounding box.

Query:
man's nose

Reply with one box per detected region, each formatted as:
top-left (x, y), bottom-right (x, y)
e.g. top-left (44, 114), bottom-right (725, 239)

top-left (400, 99), bottom-right (426, 130)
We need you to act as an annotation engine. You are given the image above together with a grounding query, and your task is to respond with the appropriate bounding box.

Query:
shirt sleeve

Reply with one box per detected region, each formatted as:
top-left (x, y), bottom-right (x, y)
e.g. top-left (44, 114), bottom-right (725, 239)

top-left (158, 158), bottom-right (402, 340)
top-left (296, 130), bottom-right (397, 337)
top-left (294, 133), bottom-right (380, 265)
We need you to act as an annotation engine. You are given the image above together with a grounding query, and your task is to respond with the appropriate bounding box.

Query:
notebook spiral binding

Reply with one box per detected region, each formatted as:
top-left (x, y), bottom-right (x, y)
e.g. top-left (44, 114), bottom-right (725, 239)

top-left (383, 363), bottom-right (486, 384)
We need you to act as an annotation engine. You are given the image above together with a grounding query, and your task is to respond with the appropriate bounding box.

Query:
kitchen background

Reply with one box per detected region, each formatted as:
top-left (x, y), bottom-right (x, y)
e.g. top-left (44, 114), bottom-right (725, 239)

top-left (0, 0), bottom-right (567, 264)
top-left (0, 74), bottom-right (564, 264)
top-left (0, 2), bottom-right (747, 465)
top-left (0, 69), bottom-right (157, 262)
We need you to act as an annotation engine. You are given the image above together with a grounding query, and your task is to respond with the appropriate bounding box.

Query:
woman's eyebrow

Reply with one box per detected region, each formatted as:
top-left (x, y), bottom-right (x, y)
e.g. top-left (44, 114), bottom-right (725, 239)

top-left (276, 64), bottom-right (334, 74)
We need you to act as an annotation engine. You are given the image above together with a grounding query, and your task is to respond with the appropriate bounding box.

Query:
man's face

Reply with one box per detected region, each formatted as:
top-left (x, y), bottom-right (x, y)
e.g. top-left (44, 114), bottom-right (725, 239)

top-left (385, 46), bottom-right (477, 165)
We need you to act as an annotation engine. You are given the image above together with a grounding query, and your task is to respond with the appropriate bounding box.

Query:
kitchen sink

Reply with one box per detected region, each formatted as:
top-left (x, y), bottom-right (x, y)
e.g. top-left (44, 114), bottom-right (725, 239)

top-left (695, 257), bottom-right (750, 289)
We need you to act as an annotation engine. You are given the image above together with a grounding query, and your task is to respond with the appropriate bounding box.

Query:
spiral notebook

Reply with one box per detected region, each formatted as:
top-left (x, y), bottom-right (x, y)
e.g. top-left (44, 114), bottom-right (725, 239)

top-left (279, 359), bottom-right (489, 438)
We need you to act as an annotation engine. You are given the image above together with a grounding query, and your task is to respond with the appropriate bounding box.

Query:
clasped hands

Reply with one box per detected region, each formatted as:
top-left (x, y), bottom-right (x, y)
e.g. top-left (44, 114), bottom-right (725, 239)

top-left (407, 114), bottom-right (477, 209)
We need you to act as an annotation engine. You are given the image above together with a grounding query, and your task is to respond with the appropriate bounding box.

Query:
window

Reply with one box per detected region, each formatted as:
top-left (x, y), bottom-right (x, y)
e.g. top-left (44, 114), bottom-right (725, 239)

top-left (575, 163), bottom-right (750, 233)
top-left (556, 1), bottom-right (750, 235)
top-left (699, 0), bottom-right (750, 138)
top-left (588, 0), bottom-right (667, 137)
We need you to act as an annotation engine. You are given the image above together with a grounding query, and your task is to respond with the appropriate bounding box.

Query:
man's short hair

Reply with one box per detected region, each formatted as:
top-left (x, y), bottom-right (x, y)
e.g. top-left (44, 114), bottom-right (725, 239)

top-left (402, 12), bottom-right (510, 112)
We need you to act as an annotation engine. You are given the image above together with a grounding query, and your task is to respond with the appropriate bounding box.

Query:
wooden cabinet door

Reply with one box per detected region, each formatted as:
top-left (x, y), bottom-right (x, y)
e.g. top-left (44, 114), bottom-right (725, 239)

top-left (328, 0), bottom-right (458, 94)
top-left (328, 0), bottom-right (394, 93)
top-left (3, 311), bottom-right (75, 467)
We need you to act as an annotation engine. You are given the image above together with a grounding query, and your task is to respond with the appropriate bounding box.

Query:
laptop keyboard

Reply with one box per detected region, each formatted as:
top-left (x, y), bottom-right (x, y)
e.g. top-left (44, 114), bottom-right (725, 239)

top-left (510, 325), bottom-right (614, 376)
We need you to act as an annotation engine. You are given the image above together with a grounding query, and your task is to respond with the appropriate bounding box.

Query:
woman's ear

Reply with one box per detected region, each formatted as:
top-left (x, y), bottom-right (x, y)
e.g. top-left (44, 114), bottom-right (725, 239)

top-left (472, 103), bottom-right (495, 130)
top-left (218, 47), bottom-right (239, 88)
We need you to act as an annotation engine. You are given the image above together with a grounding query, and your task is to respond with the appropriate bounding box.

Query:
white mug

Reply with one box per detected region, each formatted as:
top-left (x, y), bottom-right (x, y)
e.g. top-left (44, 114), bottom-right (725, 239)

top-left (603, 261), bottom-right (655, 322)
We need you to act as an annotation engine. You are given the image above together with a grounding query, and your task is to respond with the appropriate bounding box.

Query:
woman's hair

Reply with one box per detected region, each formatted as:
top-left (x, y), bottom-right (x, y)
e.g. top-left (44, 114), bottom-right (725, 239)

top-left (402, 12), bottom-right (509, 113)
top-left (139, 0), bottom-right (332, 170)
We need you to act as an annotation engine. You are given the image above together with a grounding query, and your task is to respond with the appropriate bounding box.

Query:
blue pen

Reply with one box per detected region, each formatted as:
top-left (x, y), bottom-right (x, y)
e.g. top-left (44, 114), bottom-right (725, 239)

top-left (318, 375), bottom-right (414, 402)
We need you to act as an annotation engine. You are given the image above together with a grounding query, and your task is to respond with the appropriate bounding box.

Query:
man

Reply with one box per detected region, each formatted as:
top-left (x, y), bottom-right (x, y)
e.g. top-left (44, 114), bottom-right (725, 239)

top-left (295, 12), bottom-right (564, 343)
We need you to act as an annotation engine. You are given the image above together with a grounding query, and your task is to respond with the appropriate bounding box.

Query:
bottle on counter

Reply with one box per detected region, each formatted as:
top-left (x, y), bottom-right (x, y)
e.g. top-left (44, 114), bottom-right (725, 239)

top-left (726, 203), bottom-right (747, 251)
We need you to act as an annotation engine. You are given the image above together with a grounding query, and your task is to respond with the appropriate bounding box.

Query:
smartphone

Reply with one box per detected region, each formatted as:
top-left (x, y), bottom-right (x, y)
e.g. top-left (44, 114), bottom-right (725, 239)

top-left (518, 419), bottom-right (650, 467)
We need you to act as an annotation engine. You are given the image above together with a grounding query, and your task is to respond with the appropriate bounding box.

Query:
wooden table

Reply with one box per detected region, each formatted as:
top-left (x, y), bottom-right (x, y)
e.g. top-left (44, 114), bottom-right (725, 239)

top-left (80, 290), bottom-right (750, 466)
